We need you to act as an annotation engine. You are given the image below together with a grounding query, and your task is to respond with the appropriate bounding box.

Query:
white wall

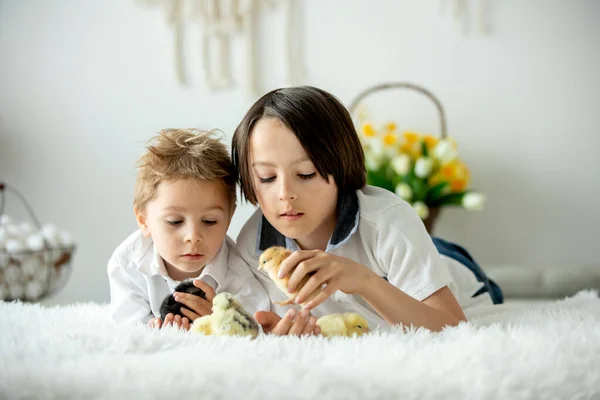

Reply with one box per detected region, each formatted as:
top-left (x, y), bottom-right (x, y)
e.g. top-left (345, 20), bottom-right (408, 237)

top-left (1, 0), bottom-right (599, 304)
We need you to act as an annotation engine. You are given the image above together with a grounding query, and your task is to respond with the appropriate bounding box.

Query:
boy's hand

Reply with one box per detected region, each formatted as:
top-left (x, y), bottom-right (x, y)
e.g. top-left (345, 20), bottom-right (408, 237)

top-left (255, 309), bottom-right (320, 336)
top-left (174, 280), bottom-right (215, 321)
top-left (148, 314), bottom-right (191, 330)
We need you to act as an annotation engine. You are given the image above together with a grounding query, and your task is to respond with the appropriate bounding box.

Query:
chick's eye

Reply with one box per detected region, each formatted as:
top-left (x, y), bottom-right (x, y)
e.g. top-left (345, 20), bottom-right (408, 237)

top-left (356, 325), bottom-right (362, 329)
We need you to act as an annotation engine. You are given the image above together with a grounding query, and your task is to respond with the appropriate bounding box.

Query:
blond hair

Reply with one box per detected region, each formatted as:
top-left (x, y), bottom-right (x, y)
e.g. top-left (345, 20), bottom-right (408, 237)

top-left (134, 128), bottom-right (236, 211)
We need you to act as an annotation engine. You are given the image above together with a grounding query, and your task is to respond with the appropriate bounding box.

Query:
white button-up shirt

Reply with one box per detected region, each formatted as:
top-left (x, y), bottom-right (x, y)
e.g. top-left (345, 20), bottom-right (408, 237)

top-left (108, 230), bottom-right (270, 324)
top-left (236, 185), bottom-right (491, 329)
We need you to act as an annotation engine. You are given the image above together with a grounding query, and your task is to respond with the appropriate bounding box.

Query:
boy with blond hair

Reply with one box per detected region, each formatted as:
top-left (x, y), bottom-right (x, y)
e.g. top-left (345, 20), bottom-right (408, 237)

top-left (108, 128), bottom-right (269, 329)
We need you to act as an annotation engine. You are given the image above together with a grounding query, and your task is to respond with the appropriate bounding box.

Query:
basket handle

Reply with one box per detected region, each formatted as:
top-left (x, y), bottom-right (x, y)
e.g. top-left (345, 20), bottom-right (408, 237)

top-left (0, 182), bottom-right (45, 231)
top-left (348, 82), bottom-right (448, 139)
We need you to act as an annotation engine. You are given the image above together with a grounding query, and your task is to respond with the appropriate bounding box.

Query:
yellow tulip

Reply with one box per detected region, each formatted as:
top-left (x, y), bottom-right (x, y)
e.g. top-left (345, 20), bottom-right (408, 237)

top-left (383, 133), bottom-right (397, 147)
top-left (362, 122), bottom-right (377, 138)
top-left (423, 135), bottom-right (438, 149)
top-left (450, 179), bottom-right (467, 192)
top-left (402, 131), bottom-right (420, 144)
top-left (385, 122), bottom-right (397, 132)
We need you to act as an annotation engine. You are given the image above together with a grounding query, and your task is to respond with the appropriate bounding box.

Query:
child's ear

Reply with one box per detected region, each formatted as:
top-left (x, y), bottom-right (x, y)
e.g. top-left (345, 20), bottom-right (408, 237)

top-left (134, 206), bottom-right (151, 237)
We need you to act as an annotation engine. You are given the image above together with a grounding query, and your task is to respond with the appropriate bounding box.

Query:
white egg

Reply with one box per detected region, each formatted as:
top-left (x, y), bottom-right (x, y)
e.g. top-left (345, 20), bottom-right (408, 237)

top-left (4, 265), bottom-right (23, 284)
top-left (26, 234), bottom-right (46, 252)
top-left (5, 224), bottom-right (21, 238)
top-left (25, 280), bottom-right (44, 300)
top-left (34, 267), bottom-right (51, 284)
top-left (5, 239), bottom-right (26, 253)
top-left (19, 222), bottom-right (35, 236)
top-left (58, 231), bottom-right (74, 247)
top-left (0, 214), bottom-right (13, 226)
top-left (21, 257), bottom-right (42, 277)
top-left (41, 224), bottom-right (59, 239)
top-left (8, 283), bottom-right (24, 300)
top-left (0, 226), bottom-right (10, 243)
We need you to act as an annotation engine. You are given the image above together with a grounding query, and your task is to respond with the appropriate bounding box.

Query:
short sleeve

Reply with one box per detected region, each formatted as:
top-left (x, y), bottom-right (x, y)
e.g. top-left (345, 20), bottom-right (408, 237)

top-left (374, 203), bottom-right (453, 301)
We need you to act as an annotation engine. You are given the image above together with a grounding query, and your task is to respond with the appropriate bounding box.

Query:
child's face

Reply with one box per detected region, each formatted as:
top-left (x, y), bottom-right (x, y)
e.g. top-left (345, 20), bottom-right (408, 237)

top-left (136, 178), bottom-right (233, 280)
top-left (249, 118), bottom-right (339, 250)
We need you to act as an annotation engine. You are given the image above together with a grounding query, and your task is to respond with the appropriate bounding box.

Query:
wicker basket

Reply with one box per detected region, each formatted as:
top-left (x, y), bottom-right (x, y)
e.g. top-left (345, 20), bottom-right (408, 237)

top-left (0, 183), bottom-right (75, 302)
top-left (348, 82), bottom-right (449, 234)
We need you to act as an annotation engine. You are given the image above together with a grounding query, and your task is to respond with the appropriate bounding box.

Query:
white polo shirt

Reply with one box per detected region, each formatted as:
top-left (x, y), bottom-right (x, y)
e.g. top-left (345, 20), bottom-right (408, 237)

top-left (236, 185), bottom-right (490, 329)
top-left (107, 230), bottom-right (271, 324)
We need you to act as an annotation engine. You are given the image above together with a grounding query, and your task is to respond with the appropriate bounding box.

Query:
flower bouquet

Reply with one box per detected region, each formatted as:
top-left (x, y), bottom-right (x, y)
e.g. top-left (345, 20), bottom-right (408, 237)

top-left (349, 82), bottom-right (486, 233)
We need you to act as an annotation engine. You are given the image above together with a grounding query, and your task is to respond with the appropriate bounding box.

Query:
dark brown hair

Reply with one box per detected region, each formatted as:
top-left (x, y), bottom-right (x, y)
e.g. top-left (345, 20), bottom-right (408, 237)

top-left (232, 86), bottom-right (366, 204)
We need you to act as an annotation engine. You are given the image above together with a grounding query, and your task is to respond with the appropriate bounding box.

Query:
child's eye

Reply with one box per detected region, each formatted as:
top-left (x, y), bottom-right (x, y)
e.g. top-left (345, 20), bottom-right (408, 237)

top-left (259, 176), bottom-right (276, 184)
top-left (167, 220), bottom-right (183, 226)
top-left (298, 172), bottom-right (316, 180)
top-left (203, 220), bottom-right (217, 226)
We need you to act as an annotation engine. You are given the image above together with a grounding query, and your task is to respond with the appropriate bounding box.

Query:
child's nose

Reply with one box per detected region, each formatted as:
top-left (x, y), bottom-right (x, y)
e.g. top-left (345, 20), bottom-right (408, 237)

top-left (185, 226), bottom-right (203, 243)
top-left (278, 178), bottom-right (297, 201)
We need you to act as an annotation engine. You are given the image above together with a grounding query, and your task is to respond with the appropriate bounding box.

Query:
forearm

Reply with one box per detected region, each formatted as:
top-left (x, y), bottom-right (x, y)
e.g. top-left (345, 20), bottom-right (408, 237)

top-left (358, 273), bottom-right (462, 331)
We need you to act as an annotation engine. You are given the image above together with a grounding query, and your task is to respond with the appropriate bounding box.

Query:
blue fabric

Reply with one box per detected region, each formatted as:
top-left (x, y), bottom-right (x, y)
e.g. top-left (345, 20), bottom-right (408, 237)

top-left (432, 237), bottom-right (504, 304)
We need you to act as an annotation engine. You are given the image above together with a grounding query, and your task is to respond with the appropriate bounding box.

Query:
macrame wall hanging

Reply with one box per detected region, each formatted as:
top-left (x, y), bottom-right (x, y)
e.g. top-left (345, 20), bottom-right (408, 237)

top-left (139, 0), bottom-right (303, 97)
top-left (441, 0), bottom-right (492, 35)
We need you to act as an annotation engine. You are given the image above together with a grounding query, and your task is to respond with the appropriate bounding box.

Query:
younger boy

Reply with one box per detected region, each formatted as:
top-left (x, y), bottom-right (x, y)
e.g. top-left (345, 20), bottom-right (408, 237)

top-left (108, 128), bottom-right (269, 329)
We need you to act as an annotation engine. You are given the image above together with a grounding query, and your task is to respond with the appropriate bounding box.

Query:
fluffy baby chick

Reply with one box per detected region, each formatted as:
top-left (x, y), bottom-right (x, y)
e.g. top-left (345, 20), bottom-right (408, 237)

top-left (316, 313), bottom-right (370, 337)
top-left (258, 246), bottom-right (320, 307)
top-left (191, 292), bottom-right (259, 339)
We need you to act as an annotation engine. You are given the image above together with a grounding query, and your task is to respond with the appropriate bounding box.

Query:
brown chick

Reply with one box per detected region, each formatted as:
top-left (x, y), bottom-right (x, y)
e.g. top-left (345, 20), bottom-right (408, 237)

top-left (258, 246), bottom-right (320, 307)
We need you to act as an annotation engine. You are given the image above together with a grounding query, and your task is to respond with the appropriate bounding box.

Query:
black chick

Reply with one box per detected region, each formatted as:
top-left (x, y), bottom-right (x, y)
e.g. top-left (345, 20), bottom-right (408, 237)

top-left (159, 280), bottom-right (207, 320)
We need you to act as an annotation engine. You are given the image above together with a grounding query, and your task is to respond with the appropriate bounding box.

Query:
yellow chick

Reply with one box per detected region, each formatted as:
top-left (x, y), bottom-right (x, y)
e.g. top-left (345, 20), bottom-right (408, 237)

top-left (258, 246), bottom-right (320, 307)
top-left (191, 292), bottom-right (259, 339)
top-left (316, 313), bottom-right (370, 337)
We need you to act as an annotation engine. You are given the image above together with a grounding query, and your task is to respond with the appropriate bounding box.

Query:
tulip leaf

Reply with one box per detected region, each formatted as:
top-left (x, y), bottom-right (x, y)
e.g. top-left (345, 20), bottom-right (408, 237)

top-left (429, 191), bottom-right (467, 207)
top-left (426, 181), bottom-right (450, 203)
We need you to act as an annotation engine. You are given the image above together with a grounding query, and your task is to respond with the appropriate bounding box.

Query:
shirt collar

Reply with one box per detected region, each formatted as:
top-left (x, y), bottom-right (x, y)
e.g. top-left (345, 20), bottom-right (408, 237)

top-left (256, 190), bottom-right (360, 255)
top-left (136, 233), bottom-right (228, 289)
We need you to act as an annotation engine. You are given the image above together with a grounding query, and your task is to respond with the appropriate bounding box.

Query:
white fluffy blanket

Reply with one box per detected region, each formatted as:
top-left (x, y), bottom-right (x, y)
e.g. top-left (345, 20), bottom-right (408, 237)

top-left (1, 292), bottom-right (599, 400)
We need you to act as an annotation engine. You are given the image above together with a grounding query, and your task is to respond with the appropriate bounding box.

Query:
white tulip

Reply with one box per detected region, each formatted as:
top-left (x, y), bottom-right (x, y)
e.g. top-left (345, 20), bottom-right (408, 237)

top-left (414, 157), bottom-right (434, 178)
top-left (412, 201), bottom-right (430, 219)
top-left (462, 192), bottom-right (486, 210)
top-left (365, 151), bottom-right (386, 171)
top-left (395, 183), bottom-right (413, 201)
top-left (391, 154), bottom-right (411, 175)
top-left (433, 139), bottom-right (457, 165)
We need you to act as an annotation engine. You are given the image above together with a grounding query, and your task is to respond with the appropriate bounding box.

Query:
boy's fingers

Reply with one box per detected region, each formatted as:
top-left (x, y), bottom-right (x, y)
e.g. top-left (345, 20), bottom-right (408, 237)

top-left (174, 315), bottom-right (182, 327)
top-left (295, 269), bottom-right (332, 303)
top-left (278, 250), bottom-right (318, 280)
top-left (164, 313), bottom-right (174, 327)
top-left (302, 316), bottom-right (317, 336)
top-left (180, 307), bottom-right (201, 321)
top-left (271, 309), bottom-right (296, 335)
top-left (193, 280), bottom-right (216, 301)
top-left (174, 293), bottom-right (212, 316)
top-left (288, 309), bottom-right (309, 336)
top-left (302, 282), bottom-right (336, 311)
top-left (254, 311), bottom-right (281, 333)
top-left (181, 317), bottom-right (190, 331)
